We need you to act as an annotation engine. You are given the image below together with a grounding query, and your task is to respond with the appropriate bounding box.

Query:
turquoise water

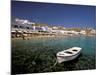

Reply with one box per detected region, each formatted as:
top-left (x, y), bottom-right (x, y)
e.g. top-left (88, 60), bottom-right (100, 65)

top-left (12, 35), bottom-right (96, 74)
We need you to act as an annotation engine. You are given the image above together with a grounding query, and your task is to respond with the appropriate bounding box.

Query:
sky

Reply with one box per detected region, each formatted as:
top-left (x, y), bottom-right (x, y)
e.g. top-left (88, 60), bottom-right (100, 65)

top-left (11, 1), bottom-right (96, 29)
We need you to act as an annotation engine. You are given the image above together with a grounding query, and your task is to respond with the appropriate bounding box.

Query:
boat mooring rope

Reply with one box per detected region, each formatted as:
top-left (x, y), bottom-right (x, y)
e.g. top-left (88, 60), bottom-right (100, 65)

top-left (50, 59), bottom-right (58, 68)
top-left (43, 58), bottom-right (58, 71)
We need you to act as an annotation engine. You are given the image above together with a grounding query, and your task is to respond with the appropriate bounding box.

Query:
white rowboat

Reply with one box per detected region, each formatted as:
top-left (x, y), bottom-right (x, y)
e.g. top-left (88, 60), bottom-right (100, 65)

top-left (57, 47), bottom-right (82, 63)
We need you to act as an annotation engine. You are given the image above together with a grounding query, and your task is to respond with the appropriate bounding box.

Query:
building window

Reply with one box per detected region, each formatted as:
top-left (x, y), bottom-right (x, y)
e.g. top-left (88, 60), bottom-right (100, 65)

top-left (26, 27), bottom-right (29, 29)
top-left (19, 26), bottom-right (24, 29)
top-left (13, 25), bottom-right (18, 28)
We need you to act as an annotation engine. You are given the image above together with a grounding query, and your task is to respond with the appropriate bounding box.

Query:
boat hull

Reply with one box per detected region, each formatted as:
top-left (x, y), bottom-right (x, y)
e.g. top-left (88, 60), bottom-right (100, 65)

top-left (57, 51), bottom-right (81, 63)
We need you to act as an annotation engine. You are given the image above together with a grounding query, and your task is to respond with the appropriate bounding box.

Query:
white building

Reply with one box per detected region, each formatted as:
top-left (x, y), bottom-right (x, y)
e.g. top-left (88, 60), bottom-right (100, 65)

top-left (80, 30), bottom-right (86, 35)
top-left (11, 18), bottom-right (35, 33)
top-left (32, 25), bottom-right (50, 32)
top-left (90, 29), bottom-right (96, 35)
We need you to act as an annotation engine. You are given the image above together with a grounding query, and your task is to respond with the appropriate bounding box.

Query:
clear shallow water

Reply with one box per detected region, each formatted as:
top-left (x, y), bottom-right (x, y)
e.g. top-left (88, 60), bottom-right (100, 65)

top-left (12, 35), bottom-right (96, 74)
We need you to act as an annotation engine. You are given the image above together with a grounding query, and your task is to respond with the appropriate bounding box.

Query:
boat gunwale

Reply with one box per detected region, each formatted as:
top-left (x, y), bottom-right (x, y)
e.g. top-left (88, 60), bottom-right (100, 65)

top-left (57, 47), bottom-right (82, 56)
